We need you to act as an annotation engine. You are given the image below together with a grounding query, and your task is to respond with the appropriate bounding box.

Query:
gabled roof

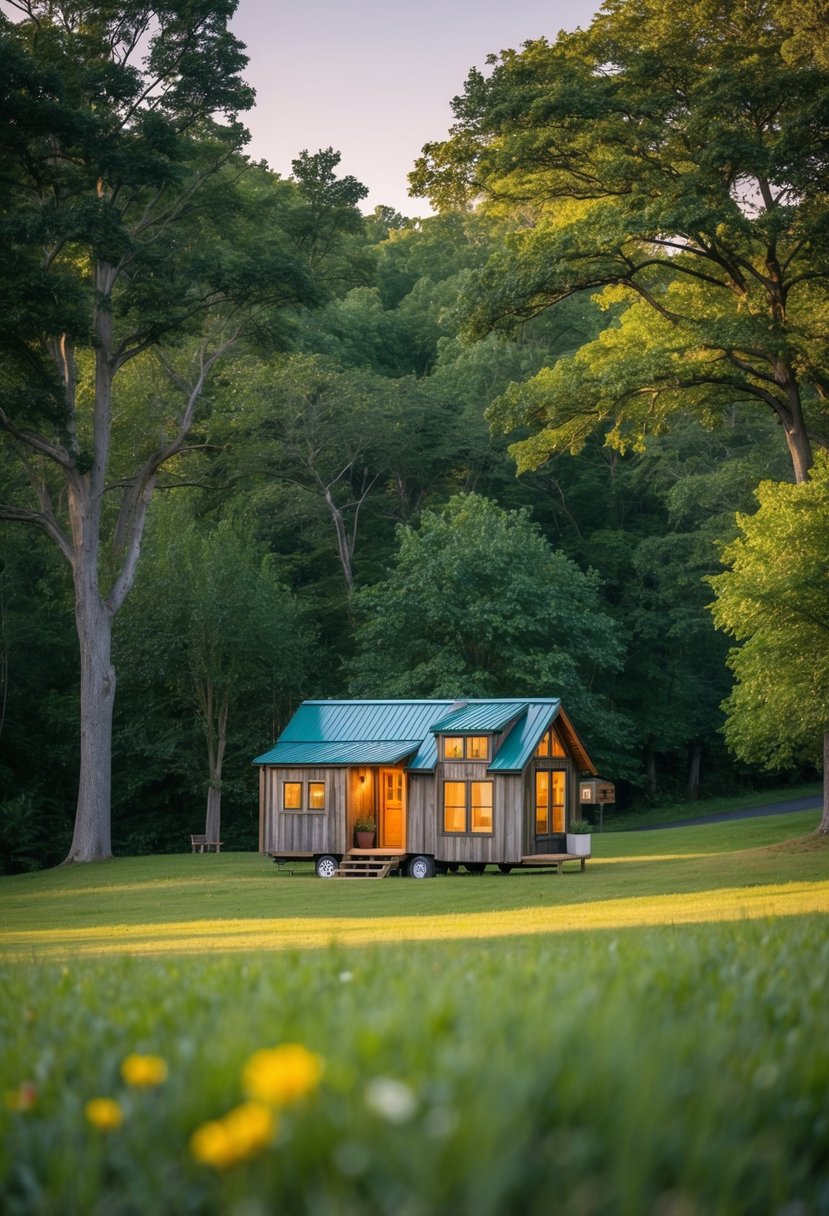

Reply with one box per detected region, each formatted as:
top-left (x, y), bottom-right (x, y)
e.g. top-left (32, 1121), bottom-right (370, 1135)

top-left (254, 697), bottom-right (596, 774)
top-left (430, 701), bottom-right (526, 734)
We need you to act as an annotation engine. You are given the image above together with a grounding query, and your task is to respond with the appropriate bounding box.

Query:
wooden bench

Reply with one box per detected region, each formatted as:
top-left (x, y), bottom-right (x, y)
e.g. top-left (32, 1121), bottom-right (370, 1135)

top-left (190, 834), bottom-right (222, 853)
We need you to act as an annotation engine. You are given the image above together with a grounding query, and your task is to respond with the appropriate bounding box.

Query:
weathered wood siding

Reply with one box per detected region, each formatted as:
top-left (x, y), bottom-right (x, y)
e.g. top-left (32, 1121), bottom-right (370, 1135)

top-left (261, 767), bottom-right (347, 856)
top-left (430, 763), bottom-right (524, 865)
top-left (406, 773), bottom-right (434, 854)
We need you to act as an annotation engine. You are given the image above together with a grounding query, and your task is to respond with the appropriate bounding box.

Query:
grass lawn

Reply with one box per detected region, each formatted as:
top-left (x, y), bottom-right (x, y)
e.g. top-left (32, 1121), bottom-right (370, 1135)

top-left (1, 811), bottom-right (828, 1214)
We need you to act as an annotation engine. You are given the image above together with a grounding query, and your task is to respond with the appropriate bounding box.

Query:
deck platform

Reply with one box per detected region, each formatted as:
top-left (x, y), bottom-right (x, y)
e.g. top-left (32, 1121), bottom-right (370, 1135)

top-left (521, 852), bottom-right (588, 874)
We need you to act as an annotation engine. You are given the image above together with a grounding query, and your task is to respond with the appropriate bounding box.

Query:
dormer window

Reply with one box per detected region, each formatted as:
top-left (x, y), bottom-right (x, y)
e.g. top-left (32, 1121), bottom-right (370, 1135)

top-left (443, 735), bottom-right (489, 761)
top-left (535, 728), bottom-right (566, 758)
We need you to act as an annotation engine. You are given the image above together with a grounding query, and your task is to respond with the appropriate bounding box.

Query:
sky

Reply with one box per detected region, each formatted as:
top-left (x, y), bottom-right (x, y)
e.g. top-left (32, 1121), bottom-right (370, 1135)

top-left (229, 0), bottom-right (602, 218)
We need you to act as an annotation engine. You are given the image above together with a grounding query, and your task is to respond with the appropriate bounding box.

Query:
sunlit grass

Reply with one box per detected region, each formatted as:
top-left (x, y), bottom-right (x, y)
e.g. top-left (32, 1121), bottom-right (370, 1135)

top-left (1, 811), bottom-right (828, 1214)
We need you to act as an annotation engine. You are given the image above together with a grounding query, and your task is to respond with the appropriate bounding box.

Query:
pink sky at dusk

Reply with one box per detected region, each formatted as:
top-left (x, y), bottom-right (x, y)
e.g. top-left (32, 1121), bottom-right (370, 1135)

top-left (230, 0), bottom-right (602, 217)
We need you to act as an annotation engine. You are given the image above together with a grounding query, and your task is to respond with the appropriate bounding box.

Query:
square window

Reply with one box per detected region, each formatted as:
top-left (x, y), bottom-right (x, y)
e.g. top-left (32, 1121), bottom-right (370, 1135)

top-left (444, 737), bottom-right (464, 759)
top-left (308, 782), bottom-right (326, 811)
top-left (467, 736), bottom-right (488, 760)
top-left (283, 782), bottom-right (302, 811)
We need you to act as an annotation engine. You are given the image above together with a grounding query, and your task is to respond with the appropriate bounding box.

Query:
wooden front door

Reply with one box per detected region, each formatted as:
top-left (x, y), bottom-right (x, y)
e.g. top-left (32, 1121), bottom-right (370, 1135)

top-left (380, 768), bottom-right (405, 849)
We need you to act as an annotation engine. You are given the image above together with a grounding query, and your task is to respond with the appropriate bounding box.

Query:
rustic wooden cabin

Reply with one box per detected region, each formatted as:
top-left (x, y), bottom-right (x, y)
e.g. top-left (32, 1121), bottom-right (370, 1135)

top-left (254, 698), bottom-right (601, 878)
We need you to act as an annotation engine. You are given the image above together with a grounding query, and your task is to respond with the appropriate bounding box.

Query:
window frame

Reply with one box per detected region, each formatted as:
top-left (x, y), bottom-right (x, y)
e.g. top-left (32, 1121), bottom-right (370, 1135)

top-left (280, 778), bottom-right (327, 814)
top-left (442, 779), bottom-right (495, 836)
top-left (534, 770), bottom-right (566, 836)
top-left (441, 735), bottom-right (490, 761)
top-left (534, 728), bottom-right (566, 759)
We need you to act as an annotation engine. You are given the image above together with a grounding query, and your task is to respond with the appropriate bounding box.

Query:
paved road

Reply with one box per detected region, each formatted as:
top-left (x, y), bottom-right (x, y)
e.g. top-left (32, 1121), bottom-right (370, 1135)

top-left (633, 794), bottom-right (822, 831)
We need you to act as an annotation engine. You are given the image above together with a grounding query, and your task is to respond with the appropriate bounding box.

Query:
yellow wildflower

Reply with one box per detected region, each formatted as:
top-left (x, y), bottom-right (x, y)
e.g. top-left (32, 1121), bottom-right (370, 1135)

top-left (190, 1102), bottom-right (275, 1169)
top-left (5, 1082), bottom-right (37, 1112)
top-left (85, 1097), bottom-right (124, 1132)
top-left (242, 1043), bottom-right (324, 1107)
top-left (120, 1053), bottom-right (168, 1088)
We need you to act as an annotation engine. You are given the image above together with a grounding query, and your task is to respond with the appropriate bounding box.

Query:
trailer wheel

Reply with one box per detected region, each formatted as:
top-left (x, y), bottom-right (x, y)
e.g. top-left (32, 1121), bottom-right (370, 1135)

top-left (315, 854), bottom-right (339, 879)
top-left (407, 854), bottom-right (435, 879)
top-left (464, 862), bottom-right (486, 875)
top-left (498, 864), bottom-right (513, 875)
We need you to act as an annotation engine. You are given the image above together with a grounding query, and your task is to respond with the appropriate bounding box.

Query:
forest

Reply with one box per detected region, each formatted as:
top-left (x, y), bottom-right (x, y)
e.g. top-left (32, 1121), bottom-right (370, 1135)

top-left (1, 0), bottom-right (828, 871)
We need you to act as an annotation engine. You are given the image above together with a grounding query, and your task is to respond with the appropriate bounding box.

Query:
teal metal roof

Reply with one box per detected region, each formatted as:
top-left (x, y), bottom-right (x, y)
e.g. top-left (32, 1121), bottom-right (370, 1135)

top-left (430, 701), bottom-right (526, 734)
top-left (253, 740), bottom-right (423, 767)
top-left (488, 702), bottom-right (560, 772)
top-left (256, 699), bottom-right (454, 771)
top-left (254, 697), bottom-right (592, 774)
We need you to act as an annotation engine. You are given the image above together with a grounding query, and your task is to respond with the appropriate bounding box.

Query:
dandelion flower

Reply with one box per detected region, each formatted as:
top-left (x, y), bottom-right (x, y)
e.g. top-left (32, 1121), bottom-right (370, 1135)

top-left (242, 1043), bottom-right (324, 1106)
top-left (85, 1097), bottom-right (124, 1132)
top-left (190, 1102), bottom-right (275, 1169)
top-left (121, 1053), bottom-right (168, 1088)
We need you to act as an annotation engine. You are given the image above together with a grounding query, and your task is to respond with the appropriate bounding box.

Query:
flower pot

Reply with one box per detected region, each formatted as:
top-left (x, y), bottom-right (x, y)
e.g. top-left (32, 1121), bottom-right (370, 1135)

top-left (355, 831), bottom-right (376, 848)
top-left (566, 833), bottom-right (591, 857)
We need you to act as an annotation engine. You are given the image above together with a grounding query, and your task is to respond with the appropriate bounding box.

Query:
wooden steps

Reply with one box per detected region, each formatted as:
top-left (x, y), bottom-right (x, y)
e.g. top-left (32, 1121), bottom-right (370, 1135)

top-left (335, 849), bottom-right (404, 879)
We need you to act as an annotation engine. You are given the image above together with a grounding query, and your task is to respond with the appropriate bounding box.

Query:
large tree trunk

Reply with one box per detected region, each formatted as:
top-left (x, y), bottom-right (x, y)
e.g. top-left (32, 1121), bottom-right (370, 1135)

top-left (65, 582), bottom-right (115, 862)
top-left (203, 687), bottom-right (228, 846)
top-left (816, 729), bottom-right (821, 836)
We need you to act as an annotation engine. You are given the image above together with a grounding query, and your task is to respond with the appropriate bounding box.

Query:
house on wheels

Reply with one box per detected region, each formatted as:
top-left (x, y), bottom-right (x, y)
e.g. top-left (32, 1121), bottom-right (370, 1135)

top-left (254, 698), bottom-right (611, 878)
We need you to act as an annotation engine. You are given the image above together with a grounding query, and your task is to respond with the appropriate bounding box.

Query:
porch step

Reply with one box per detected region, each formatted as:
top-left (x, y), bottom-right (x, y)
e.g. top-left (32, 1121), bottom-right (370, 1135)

top-left (335, 850), bottom-right (404, 879)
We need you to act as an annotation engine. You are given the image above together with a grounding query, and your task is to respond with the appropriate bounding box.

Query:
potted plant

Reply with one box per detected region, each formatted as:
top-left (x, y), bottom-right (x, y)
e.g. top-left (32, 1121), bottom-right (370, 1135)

top-left (566, 820), bottom-right (593, 857)
top-left (354, 816), bottom-right (377, 848)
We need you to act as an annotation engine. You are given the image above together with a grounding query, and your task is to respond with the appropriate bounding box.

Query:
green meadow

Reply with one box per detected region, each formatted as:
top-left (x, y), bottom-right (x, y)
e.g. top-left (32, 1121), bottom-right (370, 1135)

top-left (2, 812), bottom-right (828, 1215)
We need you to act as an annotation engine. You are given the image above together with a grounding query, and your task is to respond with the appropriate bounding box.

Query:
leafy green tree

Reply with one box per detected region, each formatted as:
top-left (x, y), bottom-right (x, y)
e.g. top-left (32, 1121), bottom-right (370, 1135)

top-left (116, 499), bottom-right (308, 846)
top-left (708, 456), bottom-right (829, 833)
top-left (0, 3), bottom-right (364, 861)
top-left (411, 0), bottom-right (829, 484)
top-left (348, 493), bottom-right (627, 761)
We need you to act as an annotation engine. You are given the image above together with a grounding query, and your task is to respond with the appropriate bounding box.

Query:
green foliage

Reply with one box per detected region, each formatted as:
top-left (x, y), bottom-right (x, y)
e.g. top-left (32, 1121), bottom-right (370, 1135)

top-left (349, 493), bottom-right (627, 760)
top-left (114, 495), bottom-right (309, 849)
top-left (412, 0), bottom-right (829, 482)
top-left (709, 455), bottom-right (829, 771)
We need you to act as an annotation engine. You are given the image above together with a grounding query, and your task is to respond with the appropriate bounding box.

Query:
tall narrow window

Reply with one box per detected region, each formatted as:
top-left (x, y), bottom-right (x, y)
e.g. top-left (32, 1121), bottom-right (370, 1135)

top-left (471, 782), bottom-right (493, 832)
top-left (308, 782), bottom-right (326, 811)
top-left (535, 771), bottom-right (550, 834)
top-left (552, 771), bottom-right (566, 833)
top-left (443, 781), bottom-right (466, 832)
top-left (551, 731), bottom-right (566, 758)
top-left (536, 771), bottom-right (567, 834)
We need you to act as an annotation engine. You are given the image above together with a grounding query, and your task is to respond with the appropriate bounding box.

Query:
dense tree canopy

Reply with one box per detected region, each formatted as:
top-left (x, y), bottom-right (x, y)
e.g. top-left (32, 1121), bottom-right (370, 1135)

top-left (2, 0), bottom-right (826, 869)
top-left (348, 493), bottom-right (627, 757)
top-left (411, 0), bottom-right (829, 484)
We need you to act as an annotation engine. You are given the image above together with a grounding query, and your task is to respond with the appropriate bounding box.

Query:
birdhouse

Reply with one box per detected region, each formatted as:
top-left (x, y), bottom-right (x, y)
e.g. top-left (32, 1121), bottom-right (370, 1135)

top-left (579, 778), bottom-right (616, 805)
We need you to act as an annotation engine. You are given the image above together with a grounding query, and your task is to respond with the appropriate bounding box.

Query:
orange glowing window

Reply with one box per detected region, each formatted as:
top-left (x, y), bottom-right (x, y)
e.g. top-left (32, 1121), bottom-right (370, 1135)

top-left (443, 781), bottom-right (466, 832)
top-left (283, 782), bottom-right (302, 811)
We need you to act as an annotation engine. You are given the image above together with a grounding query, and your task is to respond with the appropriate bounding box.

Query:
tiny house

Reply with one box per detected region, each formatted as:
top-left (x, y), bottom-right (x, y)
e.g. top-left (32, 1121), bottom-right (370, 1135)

top-left (254, 698), bottom-right (601, 877)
